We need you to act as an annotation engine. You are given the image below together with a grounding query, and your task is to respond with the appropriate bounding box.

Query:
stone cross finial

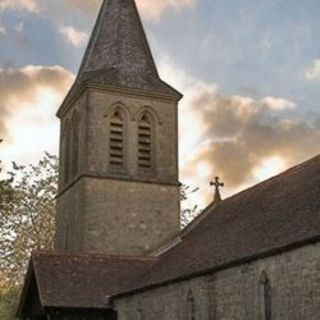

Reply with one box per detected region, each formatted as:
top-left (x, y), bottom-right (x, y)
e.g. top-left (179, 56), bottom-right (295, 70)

top-left (210, 177), bottom-right (224, 203)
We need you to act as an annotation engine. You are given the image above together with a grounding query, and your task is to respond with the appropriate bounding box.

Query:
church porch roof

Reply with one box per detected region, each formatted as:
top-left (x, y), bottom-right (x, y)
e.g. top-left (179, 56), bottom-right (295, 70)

top-left (17, 253), bottom-right (157, 314)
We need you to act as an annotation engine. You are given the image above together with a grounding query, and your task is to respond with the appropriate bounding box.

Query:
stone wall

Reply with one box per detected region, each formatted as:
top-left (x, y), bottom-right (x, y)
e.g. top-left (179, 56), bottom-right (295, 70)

top-left (55, 91), bottom-right (88, 252)
top-left (83, 177), bottom-right (180, 254)
top-left (57, 91), bottom-right (88, 191)
top-left (55, 87), bottom-right (181, 255)
top-left (86, 89), bottom-right (179, 184)
top-left (55, 179), bottom-right (86, 252)
top-left (115, 242), bottom-right (320, 319)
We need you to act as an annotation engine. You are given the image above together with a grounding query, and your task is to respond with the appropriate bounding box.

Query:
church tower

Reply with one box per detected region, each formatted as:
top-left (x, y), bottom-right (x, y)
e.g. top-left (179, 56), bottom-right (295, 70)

top-left (55, 0), bottom-right (182, 255)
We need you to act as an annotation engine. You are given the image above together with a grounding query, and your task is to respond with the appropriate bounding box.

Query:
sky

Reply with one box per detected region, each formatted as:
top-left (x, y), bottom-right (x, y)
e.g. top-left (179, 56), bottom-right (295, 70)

top-left (0, 0), bottom-right (320, 208)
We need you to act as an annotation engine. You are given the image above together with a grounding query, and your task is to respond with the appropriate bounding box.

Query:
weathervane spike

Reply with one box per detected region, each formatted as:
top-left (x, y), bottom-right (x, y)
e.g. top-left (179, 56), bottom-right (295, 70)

top-left (210, 176), bottom-right (225, 203)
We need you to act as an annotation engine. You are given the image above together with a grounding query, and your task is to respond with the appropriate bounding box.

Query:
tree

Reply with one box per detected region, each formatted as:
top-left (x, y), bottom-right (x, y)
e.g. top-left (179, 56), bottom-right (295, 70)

top-left (180, 184), bottom-right (201, 228)
top-left (0, 140), bottom-right (21, 319)
top-left (0, 152), bottom-right (58, 284)
top-left (0, 148), bottom-right (201, 319)
top-left (0, 140), bottom-right (15, 214)
top-left (0, 280), bottom-right (20, 320)
top-left (0, 151), bottom-right (201, 283)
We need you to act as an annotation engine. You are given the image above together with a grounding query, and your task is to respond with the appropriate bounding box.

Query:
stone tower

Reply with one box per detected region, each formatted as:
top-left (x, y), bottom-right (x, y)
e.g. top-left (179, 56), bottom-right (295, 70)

top-left (55, 0), bottom-right (182, 255)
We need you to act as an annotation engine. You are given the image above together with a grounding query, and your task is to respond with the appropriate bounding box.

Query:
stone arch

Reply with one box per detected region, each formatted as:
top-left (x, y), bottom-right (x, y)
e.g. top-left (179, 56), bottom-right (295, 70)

top-left (71, 110), bottom-right (80, 179)
top-left (108, 106), bottom-right (128, 171)
top-left (104, 101), bottom-right (133, 120)
top-left (259, 271), bottom-right (272, 320)
top-left (136, 106), bottom-right (161, 125)
top-left (187, 290), bottom-right (196, 320)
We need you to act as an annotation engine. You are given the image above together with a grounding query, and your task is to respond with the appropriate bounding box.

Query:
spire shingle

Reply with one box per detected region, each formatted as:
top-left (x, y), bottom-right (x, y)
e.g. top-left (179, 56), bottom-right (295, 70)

top-left (79, 0), bottom-right (158, 78)
top-left (58, 0), bottom-right (181, 113)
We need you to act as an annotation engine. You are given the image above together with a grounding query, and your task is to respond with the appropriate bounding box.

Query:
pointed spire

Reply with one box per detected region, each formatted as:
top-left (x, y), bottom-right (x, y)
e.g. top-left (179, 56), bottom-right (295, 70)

top-left (70, 0), bottom-right (181, 99)
top-left (79, 0), bottom-right (158, 77)
top-left (58, 0), bottom-right (182, 116)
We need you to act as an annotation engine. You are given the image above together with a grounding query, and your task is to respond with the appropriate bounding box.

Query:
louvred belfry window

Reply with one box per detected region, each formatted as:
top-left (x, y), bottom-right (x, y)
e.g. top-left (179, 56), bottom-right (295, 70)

top-left (138, 114), bottom-right (153, 170)
top-left (109, 110), bottom-right (125, 169)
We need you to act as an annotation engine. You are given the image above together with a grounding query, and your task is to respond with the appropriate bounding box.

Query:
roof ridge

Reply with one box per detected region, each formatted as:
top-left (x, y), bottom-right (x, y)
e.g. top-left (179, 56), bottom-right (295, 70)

top-left (219, 154), bottom-right (320, 205)
top-left (156, 154), bottom-right (320, 257)
top-left (32, 251), bottom-right (158, 262)
top-left (112, 155), bottom-right (320, 298)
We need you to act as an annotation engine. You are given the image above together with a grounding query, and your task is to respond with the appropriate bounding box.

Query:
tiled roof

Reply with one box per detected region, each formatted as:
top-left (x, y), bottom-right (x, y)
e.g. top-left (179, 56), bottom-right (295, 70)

top-left (118, 155), bottom-right (320, 295)
top-left (18, 155), bottom-right (320, 310)
top-left (30, 253), bottom-right (156, 309)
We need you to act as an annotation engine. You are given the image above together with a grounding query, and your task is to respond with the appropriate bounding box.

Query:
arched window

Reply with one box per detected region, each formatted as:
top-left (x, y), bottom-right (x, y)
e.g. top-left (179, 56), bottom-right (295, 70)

top-left (109, 109), bottom-right (126, 170)
top-left (63, 120), bottom-right (71, 184)
top-left (260, 271), bottom-right (272, 320)
top-left (71, 111), bottom-right (80, 179)
top-left (187, 290), bottom-right (196, 320)
top-left (64, 223), bottom-right (69, 251)
top-left (137, 301), bottom-right (143, 320)
top-left (137, 112), bottom-right (154, 171)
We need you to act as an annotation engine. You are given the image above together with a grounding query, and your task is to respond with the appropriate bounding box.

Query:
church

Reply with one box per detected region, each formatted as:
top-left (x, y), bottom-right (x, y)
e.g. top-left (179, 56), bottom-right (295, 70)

top-left (17, 0), bottom-right (320, 319)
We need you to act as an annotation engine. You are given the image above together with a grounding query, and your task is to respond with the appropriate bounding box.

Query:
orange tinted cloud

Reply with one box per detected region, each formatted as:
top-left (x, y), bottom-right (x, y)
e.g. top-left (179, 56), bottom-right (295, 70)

top-left (0, 65), bottom-right (74, 165)
top-left (137, 0), bottom-right (197, 18)
top-left (55, 0), bottom-right (197, 18)
top-left (159, 61), bottom-right (320, 207)
top-left (184, 84), bottom-right (320, 189)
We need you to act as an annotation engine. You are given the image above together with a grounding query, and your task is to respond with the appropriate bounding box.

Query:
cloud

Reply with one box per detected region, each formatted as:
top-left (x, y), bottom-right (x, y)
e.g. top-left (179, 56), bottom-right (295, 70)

top-left (159, 60), bottom-right (320, 206)
top-left (14, 21), bottom-right (24, 33)
top-left (60, 0), bottom-right (100, 14)
top-left (137, 0), bottom-right (198, 18)
top-left (0, 65), bottom-right (74, 165)
top-left (0, 0), bottom-right (198, 48)
top-left (0, 25), bottom-right (5, 37)
top-left (0, 0), bottom-right (40, 13)
top-left (305, 59), bottom-right (320, 80)
top-left (187, 86), bottom-right (320, 189)
top-left (261, 96), bottom-right (297, 111)
top-left (52, 0), bottom-right (197, 19)
top-left (60, 26), bottom-right (88, 47)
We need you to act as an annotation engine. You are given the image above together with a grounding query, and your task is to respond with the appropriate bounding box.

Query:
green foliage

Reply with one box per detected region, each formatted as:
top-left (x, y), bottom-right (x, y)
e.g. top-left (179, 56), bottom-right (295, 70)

top-left (0, 140), bottom-right (15, 214)
top-left (0, 146), bottom-right (200, 318)
top-left (0, 152), bottom-right (58, 284)
top-left (0, 282), bottom-right (20, 320)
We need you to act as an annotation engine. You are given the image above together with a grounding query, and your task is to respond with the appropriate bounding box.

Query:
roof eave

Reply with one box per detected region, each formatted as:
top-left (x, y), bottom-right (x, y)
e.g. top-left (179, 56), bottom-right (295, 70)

top-left (16, 256), bottom-right (35, 317)
top-left (57, 81), bottom-right (183, 119)
top-left (111, 234), bottom-right (320, 302)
